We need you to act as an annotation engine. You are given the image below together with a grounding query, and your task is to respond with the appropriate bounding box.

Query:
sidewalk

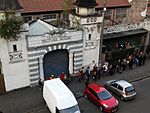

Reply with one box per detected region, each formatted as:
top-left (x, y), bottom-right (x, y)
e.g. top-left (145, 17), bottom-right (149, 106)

top-left (0, 59), bottom-right (150, 113)
top-left (68, 59), bottom-right (150, 98)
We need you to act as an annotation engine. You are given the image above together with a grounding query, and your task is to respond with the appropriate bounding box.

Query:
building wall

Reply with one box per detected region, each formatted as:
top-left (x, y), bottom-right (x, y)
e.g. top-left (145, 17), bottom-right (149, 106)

top-left (0, 33), bottom-right (30, 91)
top-left (27, 29), bottom-right (84, 85)
top-left (126, 0), bottom-right (148, 24)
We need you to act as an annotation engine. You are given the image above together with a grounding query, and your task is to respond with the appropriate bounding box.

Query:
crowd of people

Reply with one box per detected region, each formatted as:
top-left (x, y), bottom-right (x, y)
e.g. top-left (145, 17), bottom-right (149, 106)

top-left (77, 51), bottom-right (147, 86)
top-left (38, 51), bottom-right (147, 88)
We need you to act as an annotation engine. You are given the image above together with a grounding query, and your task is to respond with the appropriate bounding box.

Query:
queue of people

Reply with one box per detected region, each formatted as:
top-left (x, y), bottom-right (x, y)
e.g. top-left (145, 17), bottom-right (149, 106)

top-left (39, 51), bottom-right (147, 88)
top-left (77, 51), bottom-right (147, 87)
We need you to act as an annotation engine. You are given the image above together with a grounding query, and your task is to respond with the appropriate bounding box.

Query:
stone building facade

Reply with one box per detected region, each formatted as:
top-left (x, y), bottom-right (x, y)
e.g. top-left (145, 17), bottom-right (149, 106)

top-left (0, 0), bottom-right (150, 91)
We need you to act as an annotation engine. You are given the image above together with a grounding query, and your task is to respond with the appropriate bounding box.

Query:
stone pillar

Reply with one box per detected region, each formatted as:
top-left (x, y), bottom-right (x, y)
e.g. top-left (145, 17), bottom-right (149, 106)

top-left (39, 57), bottom-right (44, 81)
top-left (69, 51), bottom-right (74, 74)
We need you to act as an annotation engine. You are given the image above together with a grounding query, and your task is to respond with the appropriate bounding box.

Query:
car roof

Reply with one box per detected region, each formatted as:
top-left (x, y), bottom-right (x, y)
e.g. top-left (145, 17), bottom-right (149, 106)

top-left (88, 83), bottom-right (106, 93)
top-left (115, 80), bottom-right (132, 88)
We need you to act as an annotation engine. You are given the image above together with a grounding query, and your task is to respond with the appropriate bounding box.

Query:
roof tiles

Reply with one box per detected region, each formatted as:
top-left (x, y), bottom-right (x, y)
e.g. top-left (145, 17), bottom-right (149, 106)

top-left (18, 0), bottom-right (130, 13)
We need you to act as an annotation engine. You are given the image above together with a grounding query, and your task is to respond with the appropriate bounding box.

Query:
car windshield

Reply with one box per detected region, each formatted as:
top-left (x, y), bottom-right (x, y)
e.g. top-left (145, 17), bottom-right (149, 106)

top-left (125, 86), bottom-right (135, 92)
top-left (59, 105), bottom-right (81, 113)
top-left (98, 90), bottom-right (112, 100)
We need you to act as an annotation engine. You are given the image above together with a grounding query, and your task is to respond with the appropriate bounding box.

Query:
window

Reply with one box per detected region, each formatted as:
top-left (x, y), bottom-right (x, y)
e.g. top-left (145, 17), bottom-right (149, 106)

top-left (13, 45), bottom-right (17, 52)
top-left (42, 14), bottom-right (57, 20)
top-left (125, 86), bottom-right (135, 92)
top-left (88, 34), bottom-right (91, 40)
top-left (89, 88), bottom-right (98, 98)
top-left (116, 8), bottom-right (127, 18)
top-left (98, 90), bottom-right (112, 100)
top-left (104, 9), bottom-right (112, 19)
top-left (118, 85), bottom-right (123, 91)
top-left (111, 83), bottom-right (118, 88)
top-left (23, 16), bottom-right (32, 23)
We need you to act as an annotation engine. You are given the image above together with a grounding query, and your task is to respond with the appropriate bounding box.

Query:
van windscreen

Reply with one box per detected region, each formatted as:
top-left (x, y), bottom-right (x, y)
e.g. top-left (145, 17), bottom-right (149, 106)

top-left (59, 105), bottom-right (80, 113)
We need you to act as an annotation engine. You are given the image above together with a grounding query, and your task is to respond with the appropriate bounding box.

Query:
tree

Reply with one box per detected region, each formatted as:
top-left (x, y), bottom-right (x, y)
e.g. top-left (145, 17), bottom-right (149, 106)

top-left (0, 10), bottom-right (23, 40)
top-left (63, 0), bottom-right (73, 20)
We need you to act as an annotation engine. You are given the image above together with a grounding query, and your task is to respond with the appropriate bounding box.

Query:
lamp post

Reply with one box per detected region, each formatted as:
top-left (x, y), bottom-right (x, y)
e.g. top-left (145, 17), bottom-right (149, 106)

top-left (99, 0), bottom-right (107, 66)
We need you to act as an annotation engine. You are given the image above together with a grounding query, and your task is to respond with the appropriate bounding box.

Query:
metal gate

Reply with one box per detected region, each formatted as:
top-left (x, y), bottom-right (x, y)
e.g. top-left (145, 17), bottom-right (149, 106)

top-left (43, 49), bottom-right (69, 80)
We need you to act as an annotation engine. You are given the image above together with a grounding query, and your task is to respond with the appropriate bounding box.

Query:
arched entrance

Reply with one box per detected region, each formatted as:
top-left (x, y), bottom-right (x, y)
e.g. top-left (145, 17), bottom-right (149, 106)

top-left (43, 49), bottom-right (69, 80)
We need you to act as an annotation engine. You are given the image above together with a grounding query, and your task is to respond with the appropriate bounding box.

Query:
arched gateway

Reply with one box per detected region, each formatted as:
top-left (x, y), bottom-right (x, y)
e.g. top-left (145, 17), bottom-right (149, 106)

top-left (43, 49), bottom-right (69, 79)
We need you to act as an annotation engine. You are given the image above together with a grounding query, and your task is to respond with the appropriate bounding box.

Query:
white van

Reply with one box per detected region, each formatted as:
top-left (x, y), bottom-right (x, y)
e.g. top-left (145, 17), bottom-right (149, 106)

top-left (43, 78), bottom-right (81, 113)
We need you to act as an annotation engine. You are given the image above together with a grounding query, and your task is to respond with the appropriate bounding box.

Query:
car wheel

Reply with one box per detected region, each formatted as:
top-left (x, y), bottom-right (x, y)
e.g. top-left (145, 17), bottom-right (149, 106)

top-left (84, 94), bottom-right (88, 99)
top-left (45, 103), bottom-right (48, 109)
top-left (100, 106), bottom-right (103, 112)
top-left (120, 96), bottom-right (125, 101)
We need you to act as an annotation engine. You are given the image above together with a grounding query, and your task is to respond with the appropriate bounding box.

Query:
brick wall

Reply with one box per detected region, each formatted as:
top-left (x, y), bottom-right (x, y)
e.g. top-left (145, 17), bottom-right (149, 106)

top-left (126, 0), bottom-right (148, 24)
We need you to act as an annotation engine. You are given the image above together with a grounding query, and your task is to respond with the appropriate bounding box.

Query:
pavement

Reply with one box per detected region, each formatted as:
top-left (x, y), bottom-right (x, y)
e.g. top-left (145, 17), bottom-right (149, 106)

top-left (0, 59), bottom-right (150, 113)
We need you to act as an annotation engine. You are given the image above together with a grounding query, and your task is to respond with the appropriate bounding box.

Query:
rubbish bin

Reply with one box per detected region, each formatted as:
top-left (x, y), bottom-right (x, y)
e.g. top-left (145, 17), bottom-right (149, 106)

top-left (0, 74), bottom-right (6, 95)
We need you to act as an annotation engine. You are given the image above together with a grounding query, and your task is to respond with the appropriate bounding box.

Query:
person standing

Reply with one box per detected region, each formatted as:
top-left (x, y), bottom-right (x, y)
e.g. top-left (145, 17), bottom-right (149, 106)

top-left (38, 78), bottom-right (43, 92)
top-left (93, 65), bottom-right (98, 81)
top-left (85, 66), bottom-right (90, 80)
top-left (60, 72), bottom-right (65, 81)
top-left (84, 74), bottom-right (89, 87)
top-left (78, 67), bottom-right (84, 82)
top-left (66, 70), bottom-right (71, 82)
top-left (90, 60), bottom-right (96, 77)
top-left (38, 78), bottom-right (43, 88)
top-left (109, 64), bottom-right (113, 76)
top-left (85, 66), bottom-right (90, 85)
top-left (97, 65), bottom-right (102, 79)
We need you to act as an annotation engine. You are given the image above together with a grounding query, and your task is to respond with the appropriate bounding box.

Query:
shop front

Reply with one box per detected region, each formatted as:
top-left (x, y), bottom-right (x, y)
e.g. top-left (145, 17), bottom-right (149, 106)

top-left (103, 27), bottom-right (148, 64)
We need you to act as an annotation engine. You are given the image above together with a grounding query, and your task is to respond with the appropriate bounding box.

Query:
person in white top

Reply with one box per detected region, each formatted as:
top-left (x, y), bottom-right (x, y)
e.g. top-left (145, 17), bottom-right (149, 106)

top-left (90, 60), bottom-right (96, 71)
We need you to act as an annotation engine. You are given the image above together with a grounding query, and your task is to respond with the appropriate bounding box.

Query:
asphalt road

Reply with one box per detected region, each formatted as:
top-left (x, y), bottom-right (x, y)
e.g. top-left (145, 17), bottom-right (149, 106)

top-left (0, 59), bottom-right (150, 113)
top-left (26, 76), bottom-right (150, 113)
top-left (78, 76), bottom-right (150, 113)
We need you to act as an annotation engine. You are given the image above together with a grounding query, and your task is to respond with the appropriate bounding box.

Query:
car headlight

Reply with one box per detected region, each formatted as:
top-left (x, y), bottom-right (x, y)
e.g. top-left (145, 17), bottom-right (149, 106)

top-left (116, 100), bottom-right (119, 104)
top-left (103, 104), bottom-right (109, 108)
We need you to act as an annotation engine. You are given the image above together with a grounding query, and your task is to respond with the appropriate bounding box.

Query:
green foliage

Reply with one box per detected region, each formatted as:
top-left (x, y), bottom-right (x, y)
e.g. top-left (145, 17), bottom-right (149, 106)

top-left (0, 11), bottom-right (23, 40)
top-left (63, 0), bottom-right (73, 15)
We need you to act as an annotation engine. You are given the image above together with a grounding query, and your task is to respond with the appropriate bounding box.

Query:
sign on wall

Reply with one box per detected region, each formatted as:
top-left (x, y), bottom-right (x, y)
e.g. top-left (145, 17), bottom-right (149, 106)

top-left (27, 31), bottom-right (82, 47)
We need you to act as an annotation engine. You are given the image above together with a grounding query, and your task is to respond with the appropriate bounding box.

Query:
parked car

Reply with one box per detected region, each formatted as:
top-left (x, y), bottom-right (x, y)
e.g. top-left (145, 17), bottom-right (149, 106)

top-left (43, 78), bottom-right (82, 113)
top-left (84, 83), bottom-right (119, 113)
top-left (104, 80), bottom-right (136, 101)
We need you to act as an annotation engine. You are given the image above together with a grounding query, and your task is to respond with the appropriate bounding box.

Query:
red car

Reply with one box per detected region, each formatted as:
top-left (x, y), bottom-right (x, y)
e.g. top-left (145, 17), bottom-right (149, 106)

top-left (84, 83), bottom-right (119, 113)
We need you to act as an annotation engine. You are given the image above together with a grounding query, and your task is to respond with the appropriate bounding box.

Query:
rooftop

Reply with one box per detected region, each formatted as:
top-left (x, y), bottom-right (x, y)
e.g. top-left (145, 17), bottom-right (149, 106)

top-left (18, 0), bottom-right (130, 14)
